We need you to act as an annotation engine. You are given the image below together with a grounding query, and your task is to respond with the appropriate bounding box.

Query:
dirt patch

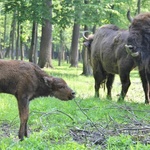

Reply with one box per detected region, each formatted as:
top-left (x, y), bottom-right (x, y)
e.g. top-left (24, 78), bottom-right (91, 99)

top-left (0, 120), bottom-right (19, 140)
top-left (70, 123), bottom-right (150, 149)
top-left (70, 101), bottom-right (150, 148)
top-left (70, 119), bottom-right (150, 148)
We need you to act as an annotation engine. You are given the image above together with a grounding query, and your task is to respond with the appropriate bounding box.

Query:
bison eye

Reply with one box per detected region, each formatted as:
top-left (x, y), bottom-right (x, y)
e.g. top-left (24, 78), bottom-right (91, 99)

top-left (58, 85), bottom-right (65, 89)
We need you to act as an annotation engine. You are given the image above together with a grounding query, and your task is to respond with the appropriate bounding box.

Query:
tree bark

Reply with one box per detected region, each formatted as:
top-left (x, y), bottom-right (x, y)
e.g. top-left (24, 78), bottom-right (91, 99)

top-left (20, 25), bottom-right (24, 60)
top-left (5, 12), bottom-right (16, 59)
top-left (58, 30), bottom-right (65, 66)
top-left (16, 19), bottom-right (20, 60)
top-left (70, 22), bottom-right (80, 67)
top-left (11, 11), bottom-right (16, 60)
top-left (137, 0), bottom-right (141, 14)
top-left (3, 13), bottom-right (7, 56)
top-left (81, 25), bottom-right (92, 76)
top-left (38, 0), bottom-right (52, 68)
top-left (29, 21), bottom-right (38, 64)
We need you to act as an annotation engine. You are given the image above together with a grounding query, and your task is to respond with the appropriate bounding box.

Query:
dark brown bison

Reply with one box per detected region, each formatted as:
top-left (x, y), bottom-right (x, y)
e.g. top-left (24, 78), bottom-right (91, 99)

top-left (0, 59), bottom-right (75, 140)
top-left (125, 12), bottom-right (150, 104)
top-left (84, 24), bottom-right (136, 101)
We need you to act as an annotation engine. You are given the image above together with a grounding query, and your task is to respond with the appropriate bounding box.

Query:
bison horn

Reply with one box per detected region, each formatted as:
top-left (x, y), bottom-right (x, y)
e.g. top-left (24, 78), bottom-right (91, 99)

top-left (82, 30), bottom-right (91, 40)
top-left (125, 44), bottom-right (139, 57)
top-left (125, 44), bottom-right (133, 54)
top-left (127, 10), bottom-right (133, 23)
top-left (131, 52), bottom-right (139, 57)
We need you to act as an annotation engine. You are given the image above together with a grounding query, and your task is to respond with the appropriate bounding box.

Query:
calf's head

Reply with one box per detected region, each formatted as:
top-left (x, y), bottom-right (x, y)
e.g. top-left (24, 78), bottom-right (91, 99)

top-left (44, 77), bottom-right (75, 100)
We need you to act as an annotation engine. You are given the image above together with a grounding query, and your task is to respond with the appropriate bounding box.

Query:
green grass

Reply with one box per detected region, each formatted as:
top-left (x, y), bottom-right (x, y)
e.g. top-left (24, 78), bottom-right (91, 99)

top-left (0, 60), bottom-right (150, 149)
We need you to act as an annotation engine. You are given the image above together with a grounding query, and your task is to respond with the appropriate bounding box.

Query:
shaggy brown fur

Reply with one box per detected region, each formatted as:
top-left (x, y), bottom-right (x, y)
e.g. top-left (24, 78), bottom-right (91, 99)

top-left (84, 24), bottom-right (136, 101)
top-left (0, 60), bottom-right (75, 140)
top-left (127, 12), bottom-right (150, 104)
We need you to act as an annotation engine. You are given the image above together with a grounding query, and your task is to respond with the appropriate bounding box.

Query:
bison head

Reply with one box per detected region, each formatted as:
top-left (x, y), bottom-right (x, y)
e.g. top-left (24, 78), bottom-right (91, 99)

top-left (82, 31), bottom-right (94, 50)
top-left (125, 13), bottom-right (150, 64)
top-left (44, 77), bottom-right (75, 101)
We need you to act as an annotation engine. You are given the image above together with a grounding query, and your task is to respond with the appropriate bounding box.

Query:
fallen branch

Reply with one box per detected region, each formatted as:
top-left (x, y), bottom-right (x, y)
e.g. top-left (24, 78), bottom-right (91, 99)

top-left (74, 99), bottom-right (105, 136)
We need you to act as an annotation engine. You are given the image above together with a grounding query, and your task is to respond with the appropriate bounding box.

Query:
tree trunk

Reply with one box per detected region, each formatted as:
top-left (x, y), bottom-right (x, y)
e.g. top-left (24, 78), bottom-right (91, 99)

top-left (3, 13), bottom-right (7, 55)
top-left (92, 25), bottom-right (96, 33)
top-left (109, 4), bottom-right (115, 24)
top-left (16, 19), bottom-right (20, 60)
top-left (58, 30), bottom-right (65, 66)
top-left (38, 0), bottom-right (52, 68)
top-left (137, 0), bottom-right (141, 14)
top-left (11, 12), bottom-right (16, 60)
top-left (20, 25), bottom-right (24, 60)
top-left (70, 22), bottom-right (80, 67)
top-left (29, 21), bottom-right (38, 64)
top-left (81, 25), bottom-right (92, 76)
top-left (33, 24), bottom-right (38, 64)
top-left (5, 12), bottom-right (16, 58)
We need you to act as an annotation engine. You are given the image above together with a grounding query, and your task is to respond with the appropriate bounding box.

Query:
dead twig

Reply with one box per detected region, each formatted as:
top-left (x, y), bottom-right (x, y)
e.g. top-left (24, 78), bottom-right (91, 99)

top-left (74, 99), bottom-right (105, 136)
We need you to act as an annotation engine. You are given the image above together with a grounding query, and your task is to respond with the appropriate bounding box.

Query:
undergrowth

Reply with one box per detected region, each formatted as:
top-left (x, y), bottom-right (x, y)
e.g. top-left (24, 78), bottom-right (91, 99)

top-left (0, 60), bottom-right (150, 149)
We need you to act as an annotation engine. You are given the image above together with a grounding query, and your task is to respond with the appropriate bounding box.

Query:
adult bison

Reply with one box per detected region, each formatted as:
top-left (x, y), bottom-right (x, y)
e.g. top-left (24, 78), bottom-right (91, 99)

top-left (84, 24), bottom-right (136, 101)
top-left (0, 59), bottom-right (75, 140)
top-left (125, 12), bottom-right (150, 104)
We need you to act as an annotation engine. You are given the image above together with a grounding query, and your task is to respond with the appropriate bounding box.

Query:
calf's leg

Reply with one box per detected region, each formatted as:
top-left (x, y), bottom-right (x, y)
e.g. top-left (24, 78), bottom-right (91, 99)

top-left (17, 96), bottom-right (29, 141)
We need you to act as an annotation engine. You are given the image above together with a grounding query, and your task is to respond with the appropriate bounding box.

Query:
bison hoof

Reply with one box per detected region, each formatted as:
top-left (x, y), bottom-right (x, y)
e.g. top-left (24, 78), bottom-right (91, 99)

top-left (145, 100), bottom-right (150, 104)
top-left (106, 95), bottom-right (112, 100)
top-left (117, 97), bottom-right (124, 102)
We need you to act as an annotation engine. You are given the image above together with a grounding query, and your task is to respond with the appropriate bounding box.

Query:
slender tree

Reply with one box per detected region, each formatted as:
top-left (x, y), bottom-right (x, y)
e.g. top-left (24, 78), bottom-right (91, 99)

top-left (82, 26), bottom-right (92, 76)
top-left (81, 0), bottom-right (92, 76)
top-left (5, 12), bottom-right (16, 58)
top-left (70, 0), bottom-right (82, 67)
top-left (16, 14), bottom-right (20, 60)
top-left (38, 0), bottom-right (53, 68)
top-left (137, 0), bottom-right (141, 14)
top-left (29, 21), bottom-right (38, 64)
top-left (20, 25), bottom-right (24, 60)
top-left (58, 29), bottom-right (65, 66)
top-left (70, 22), bottom-right (80, 67)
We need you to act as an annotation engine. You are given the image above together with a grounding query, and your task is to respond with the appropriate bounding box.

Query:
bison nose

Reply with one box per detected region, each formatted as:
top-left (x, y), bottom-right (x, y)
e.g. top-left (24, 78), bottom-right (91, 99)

top-left (72, 91), bottom-right (76, 97)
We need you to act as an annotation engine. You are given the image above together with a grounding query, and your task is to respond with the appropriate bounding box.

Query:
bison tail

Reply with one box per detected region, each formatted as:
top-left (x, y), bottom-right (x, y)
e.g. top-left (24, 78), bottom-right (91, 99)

top-left (101, 80), bottom-right (106, 91)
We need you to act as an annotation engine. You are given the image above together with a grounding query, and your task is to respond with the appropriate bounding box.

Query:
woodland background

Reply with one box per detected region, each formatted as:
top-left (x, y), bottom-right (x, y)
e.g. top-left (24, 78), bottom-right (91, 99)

top-left (0, 1), bottom-right (150, 148)
top-left (0, 0), bottom-right (149, 72)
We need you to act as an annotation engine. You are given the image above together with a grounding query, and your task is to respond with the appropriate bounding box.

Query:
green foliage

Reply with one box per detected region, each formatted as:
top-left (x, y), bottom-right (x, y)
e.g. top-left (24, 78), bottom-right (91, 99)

top-left (0, 60), bottom-right (150, 149)
top-left (107, 134), bottom-right (150, 150)
top-left (53, 0), bottom-right (74, 29)
top-left (4, 0), bottom-right (50, 24)
top-left (0, 0), bottom-right (149, 55)
top-left (107, 134), bottom-right (134, 150)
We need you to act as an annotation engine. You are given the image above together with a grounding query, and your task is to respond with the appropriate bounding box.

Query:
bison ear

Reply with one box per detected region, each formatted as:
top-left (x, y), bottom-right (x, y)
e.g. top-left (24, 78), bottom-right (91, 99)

top-left (43, 77), bottom-right (53, 87)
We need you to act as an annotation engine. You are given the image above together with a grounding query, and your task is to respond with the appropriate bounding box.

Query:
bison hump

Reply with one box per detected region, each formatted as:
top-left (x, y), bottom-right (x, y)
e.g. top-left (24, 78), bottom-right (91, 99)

top-left (100, 24), bottom-right (119, 31)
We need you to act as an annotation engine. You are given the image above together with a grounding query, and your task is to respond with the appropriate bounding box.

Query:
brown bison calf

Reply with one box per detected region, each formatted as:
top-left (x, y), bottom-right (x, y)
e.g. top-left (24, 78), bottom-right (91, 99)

top-left (0, 59), bottom-right (75, 140)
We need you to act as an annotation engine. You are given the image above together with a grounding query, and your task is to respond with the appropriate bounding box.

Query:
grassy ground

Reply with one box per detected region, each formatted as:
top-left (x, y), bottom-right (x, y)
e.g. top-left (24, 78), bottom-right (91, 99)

top-left (0, 60), bottom-right (150, 149)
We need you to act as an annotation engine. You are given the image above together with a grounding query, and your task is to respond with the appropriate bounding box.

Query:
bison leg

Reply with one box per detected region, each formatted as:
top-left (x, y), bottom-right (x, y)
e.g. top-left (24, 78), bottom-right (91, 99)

top-left (139, 69), bottom-right (150, 104)
top-left (93, 63), bottom-right (106, 98)
top-left (106, 74), bottom-right (115, 99)
top-left (118, 73), bottom-right (131, 102)
top-left (17, 96), bottom-right (29, 141)
top-left (146, 73), bottom-right (150, 104)
top-left (94, 73), bottom-right (100, 97)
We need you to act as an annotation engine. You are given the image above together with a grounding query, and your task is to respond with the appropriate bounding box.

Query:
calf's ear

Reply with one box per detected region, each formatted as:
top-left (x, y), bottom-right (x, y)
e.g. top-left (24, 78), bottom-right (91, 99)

top-left (43, 77), bottom-right (53, 87)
